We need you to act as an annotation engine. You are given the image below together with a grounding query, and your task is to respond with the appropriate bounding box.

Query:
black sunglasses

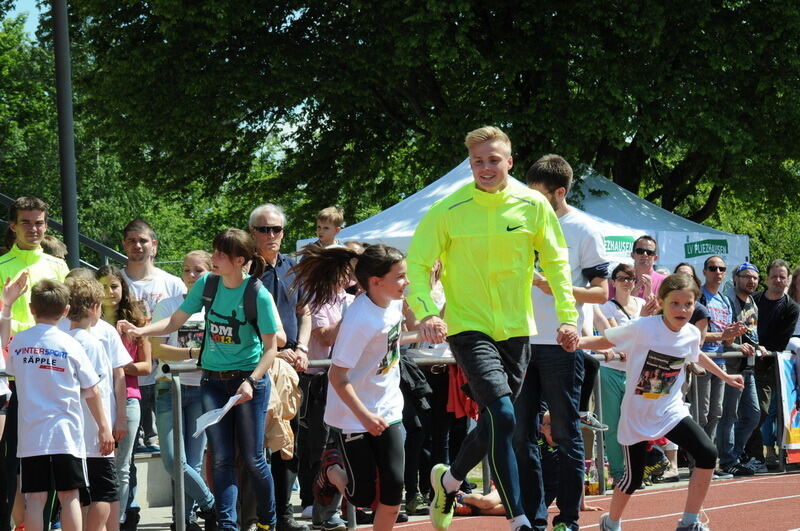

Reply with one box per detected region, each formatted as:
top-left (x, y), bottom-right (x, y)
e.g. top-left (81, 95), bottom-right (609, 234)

top-left (252, 225), bottom-right (283, 235)
top-left (633, 248), bottom-right (656, 256)
top-left (706, 266), bottom-right (727, 272)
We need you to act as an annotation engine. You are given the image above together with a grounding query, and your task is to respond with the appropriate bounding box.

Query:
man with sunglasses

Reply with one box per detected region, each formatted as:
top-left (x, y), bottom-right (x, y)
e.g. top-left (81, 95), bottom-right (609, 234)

top-left (696, 256), bottom-right (747, 478)
top-left (249, 203), bottom-right (312, 531)
top-left (717, 263), bottom-right (762, 476)
top-left (624, 236), bottom-right (665, 300)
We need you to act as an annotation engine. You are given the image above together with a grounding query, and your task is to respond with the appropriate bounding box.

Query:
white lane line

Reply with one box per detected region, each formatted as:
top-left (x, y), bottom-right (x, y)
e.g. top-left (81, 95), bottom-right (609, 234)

top-left (581, 494), bottom-right (800, 528)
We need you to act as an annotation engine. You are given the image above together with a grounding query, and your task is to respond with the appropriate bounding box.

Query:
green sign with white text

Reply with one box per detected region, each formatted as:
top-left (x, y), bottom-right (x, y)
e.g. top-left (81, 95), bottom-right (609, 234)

top-left (684, 239), bottom-right (729, 259)
top-left (604, 235), bottom-right (635, 255)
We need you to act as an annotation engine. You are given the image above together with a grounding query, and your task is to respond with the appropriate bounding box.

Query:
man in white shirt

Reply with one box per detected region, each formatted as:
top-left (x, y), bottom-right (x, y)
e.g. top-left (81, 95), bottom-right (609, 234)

top-left (519, 155), bottom-right (609, 531)
top-left (118, 219), bottom-right (184, 528)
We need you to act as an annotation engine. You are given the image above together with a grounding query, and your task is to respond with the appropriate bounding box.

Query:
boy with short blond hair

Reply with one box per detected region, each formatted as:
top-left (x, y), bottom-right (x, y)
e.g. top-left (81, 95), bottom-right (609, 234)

top-left (314, 206), bottom-right (344, 247)
top-left (7, 279), bottom-right (114, 531)
top-left (65, 278), bottom-right (125, 531)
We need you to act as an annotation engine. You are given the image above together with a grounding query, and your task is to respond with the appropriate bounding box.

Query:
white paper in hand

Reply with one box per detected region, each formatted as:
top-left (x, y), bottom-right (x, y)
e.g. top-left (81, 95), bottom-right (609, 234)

top-left (193, 393), bottom-right (242, 438)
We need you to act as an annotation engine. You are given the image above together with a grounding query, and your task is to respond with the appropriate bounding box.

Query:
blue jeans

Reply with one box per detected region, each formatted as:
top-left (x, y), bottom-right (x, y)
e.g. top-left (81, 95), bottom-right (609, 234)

top-left (513, 344), bottom-right (584, 531)
top-left (761, 388), bottom-right (779, 446)
top-left (115, 398), bottom-right (141, 523)
top-left (202, 374), bottom-right (275, 530)
top-left (716, 369), bottom-right (760, 468)
top-left (155, 381), bottom-right (214, 521)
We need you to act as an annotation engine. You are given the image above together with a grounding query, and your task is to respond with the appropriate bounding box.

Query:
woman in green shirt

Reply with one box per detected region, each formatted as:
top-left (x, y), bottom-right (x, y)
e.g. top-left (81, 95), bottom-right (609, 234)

top-left (119, 228), bottom-right (283, 531)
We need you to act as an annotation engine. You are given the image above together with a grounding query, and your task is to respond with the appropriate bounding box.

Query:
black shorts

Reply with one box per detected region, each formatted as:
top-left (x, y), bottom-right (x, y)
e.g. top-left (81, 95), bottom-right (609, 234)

top-left (80, 457), bottom-right (119, 504)
top-left (447, 332), bottom-right (530, 409)
top-left (20, 454), bottom-right (88, 493)
top-left (337, 422), bottom-right (405, 507)
top-left (0, 394), bottom-right (8, 415)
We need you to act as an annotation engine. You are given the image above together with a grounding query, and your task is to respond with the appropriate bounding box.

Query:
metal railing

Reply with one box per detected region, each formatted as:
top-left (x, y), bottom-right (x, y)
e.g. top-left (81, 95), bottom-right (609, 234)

top-left (160, 349), bottom-right (794, 530)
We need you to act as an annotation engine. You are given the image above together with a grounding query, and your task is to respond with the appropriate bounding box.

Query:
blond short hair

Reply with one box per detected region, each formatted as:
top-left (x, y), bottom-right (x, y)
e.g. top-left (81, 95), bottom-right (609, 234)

top-left (317, 206), bottom-right (344, 228)
top-left (464, 126), bottom-right (512, 155)
top-left (66, 278), bottom-right (104, 321)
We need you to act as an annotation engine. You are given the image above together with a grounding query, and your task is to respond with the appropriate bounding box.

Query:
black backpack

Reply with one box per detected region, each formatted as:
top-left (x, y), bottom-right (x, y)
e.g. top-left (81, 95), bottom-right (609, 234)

top-left (196, 274), bottom-right (263, 366)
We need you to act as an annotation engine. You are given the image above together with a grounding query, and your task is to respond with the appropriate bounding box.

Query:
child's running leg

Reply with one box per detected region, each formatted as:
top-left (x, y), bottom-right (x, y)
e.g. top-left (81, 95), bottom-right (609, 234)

top-left (336, 431), bottom-right (377, 509)
top-left (85, 501), bottom-right (111, 531)
top-left (55, 490), bottom-right (81, 531)
top-left (373, 423), bottom-right (405, 531)
top-left (601, 441), bottom-right (649, 530)
top-left (22, 493), bottom-right (46, 531)
top-left (663, 417), bottom-right (717, 528)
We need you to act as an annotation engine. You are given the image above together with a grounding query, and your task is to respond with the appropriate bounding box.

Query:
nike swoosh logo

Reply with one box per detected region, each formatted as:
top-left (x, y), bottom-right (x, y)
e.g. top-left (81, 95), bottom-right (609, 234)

top-left (506, 225), bottom-right (523, 231)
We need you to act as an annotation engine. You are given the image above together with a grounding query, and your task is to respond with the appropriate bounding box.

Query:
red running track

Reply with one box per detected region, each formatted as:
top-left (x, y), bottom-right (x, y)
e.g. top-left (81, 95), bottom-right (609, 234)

top-left (390, 471), bottom-right (800, 530)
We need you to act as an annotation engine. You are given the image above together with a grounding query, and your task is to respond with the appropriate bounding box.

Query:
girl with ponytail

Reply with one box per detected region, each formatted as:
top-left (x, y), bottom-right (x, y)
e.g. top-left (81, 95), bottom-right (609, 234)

top-left (292, 243), bottom-right (420, 531)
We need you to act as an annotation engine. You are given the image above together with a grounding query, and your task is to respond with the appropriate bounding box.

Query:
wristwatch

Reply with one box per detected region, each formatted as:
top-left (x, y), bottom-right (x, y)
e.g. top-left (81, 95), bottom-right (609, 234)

top-left (246, 375), bottom-right (258, 389)
top-left (296, 344), bottom-right (309, 353)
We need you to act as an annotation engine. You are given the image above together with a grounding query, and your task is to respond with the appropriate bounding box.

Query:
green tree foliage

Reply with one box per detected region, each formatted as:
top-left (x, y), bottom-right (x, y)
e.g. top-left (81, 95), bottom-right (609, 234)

top-left (0, 10), bottom-right (265, 271)
top-left (64, 0), bottom-right (800, 226)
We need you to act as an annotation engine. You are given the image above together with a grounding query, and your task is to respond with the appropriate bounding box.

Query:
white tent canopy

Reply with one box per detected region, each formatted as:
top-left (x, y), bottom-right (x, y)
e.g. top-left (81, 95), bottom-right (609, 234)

top-left (298, 159), bottom-right (750, 272)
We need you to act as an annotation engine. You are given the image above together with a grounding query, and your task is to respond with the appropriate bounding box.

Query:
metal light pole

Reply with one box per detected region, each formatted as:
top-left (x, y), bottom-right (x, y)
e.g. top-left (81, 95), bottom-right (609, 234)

top-left (53, 0), bottom-right (80, 268)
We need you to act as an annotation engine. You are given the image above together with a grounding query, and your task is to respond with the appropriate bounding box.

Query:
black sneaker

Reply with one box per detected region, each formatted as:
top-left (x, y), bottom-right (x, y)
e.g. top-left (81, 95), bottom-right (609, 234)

top-left (276, 518), bottom-right (309, 531)
top-left (196, 506), bottom-right (217, 531)
top-left (354, 509), bottom-right (372, 526)
top-left (120, 509), bottom-right (140, 531)
top-left (723, 462), bottom-right (754, 477)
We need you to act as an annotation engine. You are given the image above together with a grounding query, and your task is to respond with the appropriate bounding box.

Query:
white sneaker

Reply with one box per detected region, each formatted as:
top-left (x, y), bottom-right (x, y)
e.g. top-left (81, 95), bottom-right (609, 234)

top-left (301, 506), bottom-right (313, 519)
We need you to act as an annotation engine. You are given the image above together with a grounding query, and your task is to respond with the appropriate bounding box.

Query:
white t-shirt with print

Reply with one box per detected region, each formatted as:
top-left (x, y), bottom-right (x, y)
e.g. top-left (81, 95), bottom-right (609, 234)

top-left (7, 324), bottom-right (100, 458)
top-left (68, 328), bottom-right (113, 458)
top-left (604, 316), bottom-right (701, 445)
top-left (531, 208), bottom-right (607, 345)
top-left (121, 268), bottom-right (185, 386)
top-left (152, 295), bottom-right (203, 387)
top-left (599, 296), bottom-right (645, 371)
top-left (324, 295), bottom-right (404, 434)
top-left (58, 317), bottom-right (132, 371)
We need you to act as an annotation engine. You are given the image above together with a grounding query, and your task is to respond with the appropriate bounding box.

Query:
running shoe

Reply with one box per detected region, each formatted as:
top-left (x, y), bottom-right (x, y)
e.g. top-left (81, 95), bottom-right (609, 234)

top-left (313, 449), bottom-right (344, 507)
top-left (429, 464), bottom-right (456, 530)
top-left (320, 516), bottom-right (346, 531)
top-left (712, 470), bottom-right (733, 480)
top-left (765, 454), bottom-right (780, 470)
top-left (599, 513), bottom-right (619, 531)
top-left (675, 521), bottom-right (709, 530)
top-left (722, 462), bottom-right (754, 477)
top-left (406, 492), bottom-right (430, 515)
top-left (643, 454), bottom-right (671, 479)
top-left (580, 411), bottom-right (609, 431)
top-left (742, 457), bottom-right (768, 474)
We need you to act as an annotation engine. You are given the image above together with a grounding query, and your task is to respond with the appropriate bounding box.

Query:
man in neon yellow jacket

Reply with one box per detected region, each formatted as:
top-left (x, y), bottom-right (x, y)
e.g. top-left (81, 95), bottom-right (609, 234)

top-left (1, 197), bottom-right (69, 336)
top-left (407, 126), bottom-right (578, 531)
top-left (0, 196), bottom-right (69, 531)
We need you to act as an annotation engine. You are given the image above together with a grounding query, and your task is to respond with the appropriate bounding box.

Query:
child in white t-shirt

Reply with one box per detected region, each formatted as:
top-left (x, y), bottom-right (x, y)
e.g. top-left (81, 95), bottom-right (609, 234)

top-left (579, 273), bottom-right (744, 531)
top-left (292, 244), bottom-right (420, 531)
top-left (65, 278), bottom-right (123, 531)
top-left (6, 279), bottom-right (114, 531)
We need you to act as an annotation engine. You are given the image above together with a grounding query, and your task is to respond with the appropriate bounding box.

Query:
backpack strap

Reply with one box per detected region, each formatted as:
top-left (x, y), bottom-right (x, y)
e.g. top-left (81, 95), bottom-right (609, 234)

top-left (244, 276), bottom-right (263, 340)
top-left (197, 274), bottom-right (222, 366)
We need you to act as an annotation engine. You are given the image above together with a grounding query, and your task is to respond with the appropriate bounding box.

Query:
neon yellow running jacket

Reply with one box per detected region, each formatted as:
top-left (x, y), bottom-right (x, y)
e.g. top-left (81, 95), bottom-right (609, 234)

top-left (407, 180), bottom-right (577, 341)
top-left (0, 245), bottom-right (69, 335)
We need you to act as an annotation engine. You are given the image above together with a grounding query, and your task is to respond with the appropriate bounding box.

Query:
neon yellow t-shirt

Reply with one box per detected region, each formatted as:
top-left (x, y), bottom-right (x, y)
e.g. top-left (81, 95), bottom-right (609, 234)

top-left (0, 245), bottom-right (69, 335)
top-left (406, 181), bottom-right (578, 341)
